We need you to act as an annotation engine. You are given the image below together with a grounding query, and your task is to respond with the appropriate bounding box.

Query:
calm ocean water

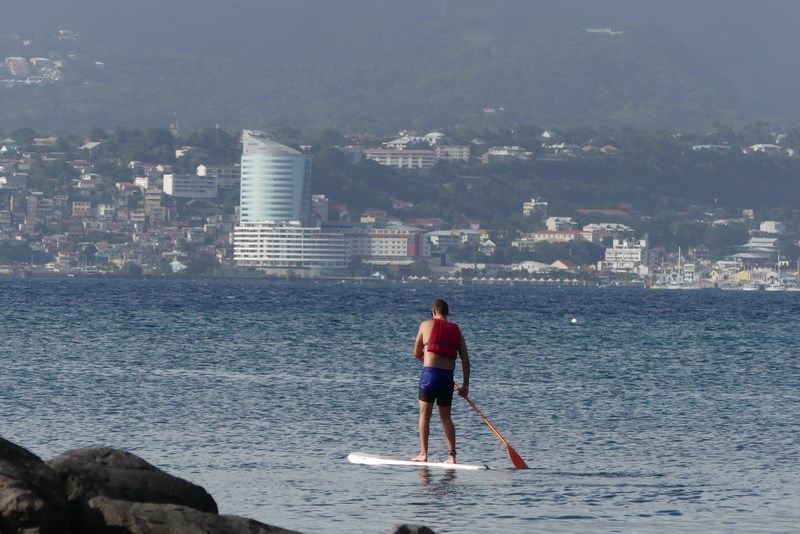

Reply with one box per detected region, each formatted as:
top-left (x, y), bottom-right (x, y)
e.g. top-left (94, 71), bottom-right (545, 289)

top-left (2, 278), bottom-right (799, 533)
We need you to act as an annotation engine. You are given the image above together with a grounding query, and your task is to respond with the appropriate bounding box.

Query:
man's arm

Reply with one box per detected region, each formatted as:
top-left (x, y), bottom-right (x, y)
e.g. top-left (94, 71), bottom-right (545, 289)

top-left (457, 332), bottom-right (470, 397)
top-left (413, 323), bottom-right (425, 360)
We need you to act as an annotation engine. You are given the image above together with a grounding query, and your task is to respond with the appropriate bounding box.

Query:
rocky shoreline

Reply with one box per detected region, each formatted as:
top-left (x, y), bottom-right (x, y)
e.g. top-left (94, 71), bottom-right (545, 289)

top-left (1, 436), bottom-right (434, 534)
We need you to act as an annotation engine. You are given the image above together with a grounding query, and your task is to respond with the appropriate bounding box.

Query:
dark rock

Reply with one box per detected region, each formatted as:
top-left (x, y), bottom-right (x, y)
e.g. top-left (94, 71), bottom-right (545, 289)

top-left (389, 525), bottom-right (436, 534)
top-left (85, 496), bottom-right (303, 534)
top-left (0, 436), bottom-right (70, 534)
top-left (3, 439), bottom-right (305, 534)
top-left (46, 447), bottom-right (217, 530)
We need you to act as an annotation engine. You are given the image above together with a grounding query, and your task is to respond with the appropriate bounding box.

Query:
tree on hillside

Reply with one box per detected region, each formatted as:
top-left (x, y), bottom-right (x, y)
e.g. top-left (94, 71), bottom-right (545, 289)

top-left (10, 127), bottom-right (36, 146)
top-left (87, 127), bottom-right (109, 141)
top-left (307, 129), bottom-right (348, 149)
top-left (739, 121), bottom-right (774, 146)
top-left (703, 223), bottom-right (749, 258)
top-left (181, 127), bottom-right (239, 162)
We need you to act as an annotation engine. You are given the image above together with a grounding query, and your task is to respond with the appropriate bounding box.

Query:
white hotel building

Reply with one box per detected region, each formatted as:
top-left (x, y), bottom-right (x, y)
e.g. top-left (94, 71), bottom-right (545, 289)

top-left (234, 131), bottom-right (349, 274)
top-left (235, 221), bottom-right (349, 270)
top-left (239, 130), bottom-right (312, 224)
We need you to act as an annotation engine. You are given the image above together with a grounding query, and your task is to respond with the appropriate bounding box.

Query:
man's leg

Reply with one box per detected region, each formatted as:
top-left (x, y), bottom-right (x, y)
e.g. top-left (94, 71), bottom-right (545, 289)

top-left (438, 405), bottom-right (456, 463)
top-left (413, 400), bottom-right (434, 461)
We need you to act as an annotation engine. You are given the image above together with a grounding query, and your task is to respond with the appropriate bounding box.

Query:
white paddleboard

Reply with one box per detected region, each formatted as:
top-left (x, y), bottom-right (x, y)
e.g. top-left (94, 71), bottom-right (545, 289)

top-left (348, 451), bottom-right (489, 470)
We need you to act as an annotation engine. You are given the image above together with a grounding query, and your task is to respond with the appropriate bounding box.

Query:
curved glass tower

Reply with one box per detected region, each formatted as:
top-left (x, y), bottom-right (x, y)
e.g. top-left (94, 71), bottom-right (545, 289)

top-left (240, 130), bottom-right (312, 224)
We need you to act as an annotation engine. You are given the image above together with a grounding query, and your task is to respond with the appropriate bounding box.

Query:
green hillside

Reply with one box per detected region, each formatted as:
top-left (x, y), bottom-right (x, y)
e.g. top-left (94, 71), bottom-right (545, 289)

top-left (0, 20), bottom-right (757, 135)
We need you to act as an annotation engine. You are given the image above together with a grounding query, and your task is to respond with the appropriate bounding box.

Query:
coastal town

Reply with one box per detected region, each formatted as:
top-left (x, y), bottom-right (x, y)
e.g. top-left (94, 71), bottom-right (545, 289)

top-left (1, 126), bottom-right (798, 290)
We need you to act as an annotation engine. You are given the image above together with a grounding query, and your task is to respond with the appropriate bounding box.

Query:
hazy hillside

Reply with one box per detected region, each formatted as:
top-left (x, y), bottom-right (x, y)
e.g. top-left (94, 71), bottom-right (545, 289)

top-left (1, 0), bottom-right (799, 134)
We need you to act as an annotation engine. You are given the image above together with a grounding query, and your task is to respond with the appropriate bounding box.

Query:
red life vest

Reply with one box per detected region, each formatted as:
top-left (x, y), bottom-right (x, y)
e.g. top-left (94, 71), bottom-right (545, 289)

top-left (425, 319), bottom-right (461, 359)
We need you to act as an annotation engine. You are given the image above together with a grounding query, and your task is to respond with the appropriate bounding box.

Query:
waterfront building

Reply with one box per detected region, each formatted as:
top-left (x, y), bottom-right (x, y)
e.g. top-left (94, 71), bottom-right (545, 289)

top-left (235, 131), bottom-right (347, 274)
top-left (240, 130), bottom-right (312, 225)
top-left (599, 238), bottom-right (655, 274)
top-left (234, 221), bottom-right (349, 274)
top-left (425, 230), bottom-right (464, 253)
top-left (344, 225), bottom-right (423, 266)
top-left (732, 237), bottom-right (779, 262)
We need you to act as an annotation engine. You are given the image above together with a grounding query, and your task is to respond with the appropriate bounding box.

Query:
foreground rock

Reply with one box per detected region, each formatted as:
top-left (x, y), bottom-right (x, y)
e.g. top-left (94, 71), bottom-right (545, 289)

top-left (46, 447), bottom-right (218, 524)
top-left (1, 436), bottom-right (301, 533)
top-left (84, 496), bottom-right (299, 533)
top-left (0, 437), bottom-right (70, 533)
top-left (3, 436), bottom-right (437, 533)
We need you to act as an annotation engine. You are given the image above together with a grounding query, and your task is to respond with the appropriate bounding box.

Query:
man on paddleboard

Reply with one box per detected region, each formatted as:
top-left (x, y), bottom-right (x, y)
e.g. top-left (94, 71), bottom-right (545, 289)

top-left (411, 298), bottom-right (471, 464)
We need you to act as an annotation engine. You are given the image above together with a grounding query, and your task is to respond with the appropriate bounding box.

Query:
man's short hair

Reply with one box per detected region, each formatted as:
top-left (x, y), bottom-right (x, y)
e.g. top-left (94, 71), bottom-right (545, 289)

top-left (432, 298), bottom-right (449, 317)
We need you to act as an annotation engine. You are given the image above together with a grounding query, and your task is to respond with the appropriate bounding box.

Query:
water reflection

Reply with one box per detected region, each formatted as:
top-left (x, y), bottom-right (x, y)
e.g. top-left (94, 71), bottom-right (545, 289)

top-left (418, 467), bottom-right (457, 487)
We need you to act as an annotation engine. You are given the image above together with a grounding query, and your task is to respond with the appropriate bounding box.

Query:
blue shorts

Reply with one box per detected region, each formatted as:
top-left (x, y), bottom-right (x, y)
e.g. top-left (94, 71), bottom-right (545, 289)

top-left (418, 367), bottom-right (455, 406)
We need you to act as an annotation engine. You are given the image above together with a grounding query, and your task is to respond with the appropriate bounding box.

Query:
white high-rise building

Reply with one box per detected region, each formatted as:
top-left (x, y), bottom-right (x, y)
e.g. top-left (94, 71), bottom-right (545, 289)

top-left (240, 130), bottom-right (312, 224)
top-left (235, 131), bottom-right (350, 274)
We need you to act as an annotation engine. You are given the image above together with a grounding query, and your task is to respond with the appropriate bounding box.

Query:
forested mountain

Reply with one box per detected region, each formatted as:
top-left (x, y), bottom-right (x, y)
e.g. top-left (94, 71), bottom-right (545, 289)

top-left (2, 0), bottom-right (800, 134)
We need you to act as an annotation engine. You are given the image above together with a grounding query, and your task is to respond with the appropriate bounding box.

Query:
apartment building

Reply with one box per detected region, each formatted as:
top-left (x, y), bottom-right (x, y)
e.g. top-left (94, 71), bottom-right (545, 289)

top-left (197, 164), bottom-right (241, 189)
top-left (163, 174), bottom-right (217, 199)
top-left (434, 145), bottom-right (470, 162)
top-left (600, 238), bottom-right (655, 274)
top-left (363, 149), bottom-right (436, 169)
top-left (344, 225), bottom-right (423, 265)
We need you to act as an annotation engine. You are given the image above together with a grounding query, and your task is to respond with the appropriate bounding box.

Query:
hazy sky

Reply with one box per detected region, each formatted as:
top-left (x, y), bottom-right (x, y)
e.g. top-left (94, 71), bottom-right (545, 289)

top-left (2, 0), bottom-right (795, 56)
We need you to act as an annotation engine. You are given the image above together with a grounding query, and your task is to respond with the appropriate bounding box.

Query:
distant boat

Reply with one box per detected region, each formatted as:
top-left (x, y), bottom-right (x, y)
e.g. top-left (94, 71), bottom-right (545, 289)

top-left (666, 283), bottom-right (704, 289)
top-left (741, 283), bottom-right (762, 291)
top-left (763, 255), bottom-right (796, 291)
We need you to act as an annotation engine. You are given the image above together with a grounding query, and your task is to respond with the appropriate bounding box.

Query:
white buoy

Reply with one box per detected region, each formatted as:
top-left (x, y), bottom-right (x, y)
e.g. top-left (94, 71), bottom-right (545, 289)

top-left (571, 318), bottom-right (578, 324)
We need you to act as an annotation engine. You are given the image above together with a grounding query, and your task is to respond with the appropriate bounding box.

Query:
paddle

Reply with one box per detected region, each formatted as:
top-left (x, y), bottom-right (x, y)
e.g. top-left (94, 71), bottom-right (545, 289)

top-left (454, 383), bottom-right (529, 469)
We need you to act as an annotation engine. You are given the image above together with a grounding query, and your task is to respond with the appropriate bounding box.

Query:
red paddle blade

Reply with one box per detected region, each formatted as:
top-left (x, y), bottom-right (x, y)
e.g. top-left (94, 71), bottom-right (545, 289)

top-left (507, 445), bottom-right (529, 469)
